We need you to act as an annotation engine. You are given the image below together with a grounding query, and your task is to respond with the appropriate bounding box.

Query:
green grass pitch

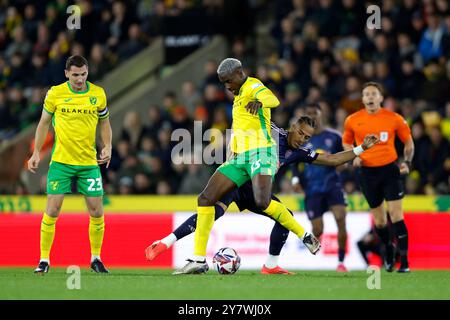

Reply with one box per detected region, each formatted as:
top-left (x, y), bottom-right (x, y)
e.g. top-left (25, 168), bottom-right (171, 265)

top-left (0, 268), bottom-right (449, 300)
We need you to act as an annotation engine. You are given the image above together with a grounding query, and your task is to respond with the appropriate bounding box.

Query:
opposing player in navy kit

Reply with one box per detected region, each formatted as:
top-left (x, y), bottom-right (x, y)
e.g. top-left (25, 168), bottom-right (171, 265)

top-left (145, 116), bottom-right (378, 274)
top-left (292, 104), bottom-right (349, 272)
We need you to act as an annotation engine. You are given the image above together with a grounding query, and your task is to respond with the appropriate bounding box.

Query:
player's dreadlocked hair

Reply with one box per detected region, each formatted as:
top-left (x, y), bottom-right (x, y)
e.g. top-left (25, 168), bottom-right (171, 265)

top-left (297, 116), bottom-right (316, 129)
top-left (217, 58), bottom-right (242, 76)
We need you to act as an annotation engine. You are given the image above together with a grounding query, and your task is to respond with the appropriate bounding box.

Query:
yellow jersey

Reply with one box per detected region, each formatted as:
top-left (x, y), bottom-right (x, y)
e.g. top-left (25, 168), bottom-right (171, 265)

top-left (230, 77), bottom-right (279, 153)
top-left (43, 81), bottom-right (109, 166)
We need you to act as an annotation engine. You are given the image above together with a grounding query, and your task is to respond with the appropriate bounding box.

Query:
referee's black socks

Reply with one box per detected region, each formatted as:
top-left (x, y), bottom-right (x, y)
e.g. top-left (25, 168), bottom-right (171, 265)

top-left (375, 225), bottom-right (394, 264)
top-left (393, 220), bottom-right (409, 267)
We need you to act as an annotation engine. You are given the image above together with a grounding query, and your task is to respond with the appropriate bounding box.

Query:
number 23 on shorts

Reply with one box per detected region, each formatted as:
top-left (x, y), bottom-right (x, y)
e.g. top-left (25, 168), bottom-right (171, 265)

top-left (87, 178), bottom-right (102, 191)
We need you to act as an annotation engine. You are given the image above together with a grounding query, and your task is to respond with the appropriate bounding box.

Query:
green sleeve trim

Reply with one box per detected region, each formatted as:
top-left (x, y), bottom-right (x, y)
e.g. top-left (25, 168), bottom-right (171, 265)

top-left (43, 106), bottom-right (54, 115)
top-left (254, 87), bottom-right (267, 99)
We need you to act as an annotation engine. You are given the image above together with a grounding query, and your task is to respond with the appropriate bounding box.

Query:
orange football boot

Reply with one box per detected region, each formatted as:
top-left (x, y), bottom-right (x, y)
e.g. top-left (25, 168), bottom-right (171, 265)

top-left (260, 265), bottom-right (295, 275)
top-left (145, 241), bottom-right (168, 261)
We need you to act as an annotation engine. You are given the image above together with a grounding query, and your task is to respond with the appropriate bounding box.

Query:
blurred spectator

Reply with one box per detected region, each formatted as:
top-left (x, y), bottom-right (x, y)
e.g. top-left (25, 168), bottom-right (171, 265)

top-left (417, 126), bottom-right (449, 194)
top-left (201, 59), bottom-right (221, 90)
top-left (441, 102), bottom-right (450, 141)
top-left (134, 172), bottom-right (154, 194)
top-left (283, 83), bottom-right (302, 116)
top-left (397, 57), bottom-right (425, 99)
top-left (419, 13), bottom-right (445, 63)
top-left (120, 111), bottom-right (147, 151)
top-left (181, 81), bottom-right (202, 116)
top-left (177, 155), bottom-right (212, 194)
top-left (89, 43), bottom-right (111, 81)
top-left (117, 23), bottom-right (148, 62)
top-left (374, 60), bottom-right (396, 96)
top-left (2, 0), bottom-right (449, 195)
top-left (339, 76), bottom-right (362, 115)
top-left (5, 26), bottom-right (32, 60)
top-left (156, 180), bottom-right (172, 195)
top-left (145, 104), bottom-right (166, 140)
top-left (33, 23), bottom-right (51, 57)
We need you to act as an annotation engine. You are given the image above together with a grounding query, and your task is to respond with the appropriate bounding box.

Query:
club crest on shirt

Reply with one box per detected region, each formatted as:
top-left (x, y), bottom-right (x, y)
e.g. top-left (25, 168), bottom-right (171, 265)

top-left (89, 96), bottom-right (97, 105)
top-left (380, 131), bottom-right (388, 142)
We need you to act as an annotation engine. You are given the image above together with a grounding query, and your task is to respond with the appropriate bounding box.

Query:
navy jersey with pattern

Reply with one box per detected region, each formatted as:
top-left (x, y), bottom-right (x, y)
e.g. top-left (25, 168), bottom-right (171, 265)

top-left (300, 128), bottom-right (344, 195)
top-left (270, 123), bottom-right (318, 167)
top-left (226, 123), bottom-right (318, 211)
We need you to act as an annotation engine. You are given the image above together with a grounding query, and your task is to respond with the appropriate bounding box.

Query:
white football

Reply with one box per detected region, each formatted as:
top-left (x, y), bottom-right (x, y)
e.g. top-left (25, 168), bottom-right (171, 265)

top-left (212, 247), bottom-right (241, 275)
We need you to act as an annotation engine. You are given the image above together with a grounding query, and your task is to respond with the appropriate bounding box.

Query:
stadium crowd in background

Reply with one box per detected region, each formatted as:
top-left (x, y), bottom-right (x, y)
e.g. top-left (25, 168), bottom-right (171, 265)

top-left (0, 0), bottom-right (250, 143)
top-left (105, 0), bottom-right (449, 196)
top-left (1, 0), bottom-right (449, 196)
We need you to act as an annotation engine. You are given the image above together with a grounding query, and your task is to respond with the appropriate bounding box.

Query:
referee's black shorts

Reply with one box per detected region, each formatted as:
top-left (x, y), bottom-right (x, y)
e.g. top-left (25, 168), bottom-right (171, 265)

top-left (358, 162), bottom-right (404, 208)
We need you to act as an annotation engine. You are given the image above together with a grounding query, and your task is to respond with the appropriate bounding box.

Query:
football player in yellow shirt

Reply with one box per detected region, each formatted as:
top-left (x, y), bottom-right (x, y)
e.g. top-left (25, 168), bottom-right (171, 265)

top-left (174, 58), bottom-right (321, 274)
top-left (27, 55), bottom-right (112, 274)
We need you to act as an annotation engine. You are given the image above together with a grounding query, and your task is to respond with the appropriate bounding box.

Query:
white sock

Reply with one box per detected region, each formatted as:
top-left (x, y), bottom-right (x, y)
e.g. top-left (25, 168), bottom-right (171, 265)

top-left (192, 255), bottom-right (206, 262)
top-left (91, 255), bottom-right (101, 262)
top-left (40, 258), bottom-right (49, 264)
top-left (264, 254), bottom-right (279, 269)
top-left (160, 233), bottom-right (177, 248)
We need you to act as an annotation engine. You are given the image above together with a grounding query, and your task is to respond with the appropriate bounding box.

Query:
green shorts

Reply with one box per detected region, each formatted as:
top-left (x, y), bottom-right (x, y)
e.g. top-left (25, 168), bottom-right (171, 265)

top-left (47, 161), bottom-right (104, 197)
top-left (217, 146), bottom-right (279, 187)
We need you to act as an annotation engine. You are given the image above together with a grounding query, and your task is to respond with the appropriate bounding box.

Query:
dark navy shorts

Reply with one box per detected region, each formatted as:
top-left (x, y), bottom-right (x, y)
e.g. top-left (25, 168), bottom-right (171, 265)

top-left (304, 188), bottom-right (347, 221)
top-left (358, 162), bottom-right (404, 208)
top-left (218, 181), bottom-right (285, 217)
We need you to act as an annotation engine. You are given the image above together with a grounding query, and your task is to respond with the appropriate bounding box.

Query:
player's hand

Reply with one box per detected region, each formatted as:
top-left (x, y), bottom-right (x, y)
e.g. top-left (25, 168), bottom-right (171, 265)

top-left (399, 161), bottom-right (410, 175)
top-left (97, 146), bottom-right (112, 168)
top-left (291, 177), bottom-right (303, 193)
top-left (353, 157), bottom-right (362, 167)
top-left (245, 101), bottom-right (262, 115)
top-left (362, 134), bottom-right (379, 150)
top-left (27, 153), bottom-right (40, 173)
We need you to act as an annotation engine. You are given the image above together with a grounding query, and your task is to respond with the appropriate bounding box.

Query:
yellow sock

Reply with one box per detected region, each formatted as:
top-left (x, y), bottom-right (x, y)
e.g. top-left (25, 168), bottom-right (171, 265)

top-left (193, 206), bottom-right (215, 257)
top-left (263, 200), bottom-right (306, 239)
top-left (40, 212), bottom-right (58, 260)
top-left (89, 216), bottom-right (105, 257)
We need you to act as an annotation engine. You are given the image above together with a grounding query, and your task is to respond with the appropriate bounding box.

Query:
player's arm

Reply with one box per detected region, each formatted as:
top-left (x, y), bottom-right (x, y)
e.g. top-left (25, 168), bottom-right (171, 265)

top-left (399, 137), bottom-right (414, 174)
top-left (313, 134), bottom-right (379, 167)
top-left (342, 116), bottom-right (361, 166)
top-left (98, 117), bottom-right (112, 168)
top-left (396, 116), bottom-right (415, 175)
top-left (27, 111), bottom-right (53, 173)
top-left (245, 86), bottom-right (280, 114)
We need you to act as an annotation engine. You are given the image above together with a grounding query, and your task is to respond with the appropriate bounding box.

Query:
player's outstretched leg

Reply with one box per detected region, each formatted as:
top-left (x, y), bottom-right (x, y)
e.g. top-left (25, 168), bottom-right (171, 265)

top-left (146, 203), bottom-right (228, 261)
top-left (258, 201), bottom-right (295, 275)
top-left (331, 205), bottom-right (348, 272)
top-left (253, 175), bottom-right (321, 255)
top-left (173, 172), bottom-right (236, 275)
top-left (263, 199), bottom-right (320, 254)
